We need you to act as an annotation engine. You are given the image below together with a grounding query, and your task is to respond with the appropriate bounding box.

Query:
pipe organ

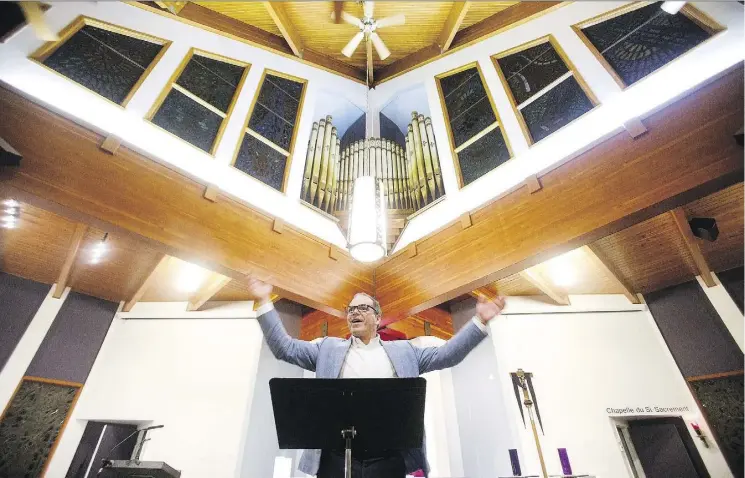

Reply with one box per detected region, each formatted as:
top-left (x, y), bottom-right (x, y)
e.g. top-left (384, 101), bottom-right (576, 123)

top-left (301, 112), bottom-right (443, 216)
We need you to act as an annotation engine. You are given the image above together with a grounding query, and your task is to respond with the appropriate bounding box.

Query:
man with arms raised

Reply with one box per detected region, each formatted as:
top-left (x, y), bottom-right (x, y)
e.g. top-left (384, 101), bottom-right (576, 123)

top-left (248, 277), bottom-right (505, 478)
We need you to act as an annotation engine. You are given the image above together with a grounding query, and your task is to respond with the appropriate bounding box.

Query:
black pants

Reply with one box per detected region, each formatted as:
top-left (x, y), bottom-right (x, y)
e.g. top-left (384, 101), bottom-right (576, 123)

top-left (316, 450), bottom-right (407, 478)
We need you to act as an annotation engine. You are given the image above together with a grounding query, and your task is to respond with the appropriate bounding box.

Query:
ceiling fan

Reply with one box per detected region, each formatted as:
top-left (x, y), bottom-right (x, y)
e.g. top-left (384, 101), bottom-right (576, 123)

top-left (332, 1), bottom-right (406, 63)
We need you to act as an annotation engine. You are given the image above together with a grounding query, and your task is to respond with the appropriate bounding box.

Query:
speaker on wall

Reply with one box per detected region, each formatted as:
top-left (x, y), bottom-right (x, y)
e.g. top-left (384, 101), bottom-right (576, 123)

top-left (0, 137), bottom-right (22, 167)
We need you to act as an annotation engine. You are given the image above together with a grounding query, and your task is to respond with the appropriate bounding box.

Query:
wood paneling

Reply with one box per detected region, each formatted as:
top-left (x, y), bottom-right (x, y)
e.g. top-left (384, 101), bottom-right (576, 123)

top-left (684, 183), bottom-right (744, 274)
top-left (300, 309), bottom-right (348, 340)
top-left (68, 228), bottom-right (164, 303)
top-left (388, 315), bottom-right (453, 340)
top-left (375, 65), bottom-right (744, 317)
top-left (196, 2), bottom-right (281, 35)
top-left (460, 2), bottom-right (518, 29)
top-left (0, 203), bottom-right (77, 285)
top-left (591, 214), bottom-right (700, 294)
top-left (590, 183), bottom-right (744, 295)
top-left (263, 2), bottom-right (304, 57)
top-left (196, 1), bottom-right (517, 78)
top-left (0, 86), bottom-right (374, 315)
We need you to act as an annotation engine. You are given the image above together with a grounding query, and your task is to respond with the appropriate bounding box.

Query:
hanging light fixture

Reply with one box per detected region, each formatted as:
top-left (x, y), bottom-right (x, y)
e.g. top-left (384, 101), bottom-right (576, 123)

top-left (348, 176), bottom-right (387, 262)
top-left (90, 233), bottom-right (109, 264)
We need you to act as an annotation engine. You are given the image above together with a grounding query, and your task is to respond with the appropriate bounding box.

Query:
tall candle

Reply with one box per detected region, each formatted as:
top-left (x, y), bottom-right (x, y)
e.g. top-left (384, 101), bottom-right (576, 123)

top-left (558, 448), bottom-right (572, 475)
top-left (508, 449), bottom-right (521, 476)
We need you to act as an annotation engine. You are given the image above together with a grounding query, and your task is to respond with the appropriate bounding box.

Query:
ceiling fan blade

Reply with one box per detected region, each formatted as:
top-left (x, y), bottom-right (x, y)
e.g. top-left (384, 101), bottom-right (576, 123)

top-left (363, 1), bottom-right (374, 19)
top-left (369, 32), bottom-right (390, 61)
top-left (342, 31), bottom-right (365, 57)
top-left (333, 1), bottom-right (343, 24)
top-left (375, 13), bottom-right (405, 29)
top-left (331, 9), bottom-right (364, 28)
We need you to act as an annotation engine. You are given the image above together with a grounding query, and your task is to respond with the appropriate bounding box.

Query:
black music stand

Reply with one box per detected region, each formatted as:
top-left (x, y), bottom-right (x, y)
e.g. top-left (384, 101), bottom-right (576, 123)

top-left (269, 378), bottom-right (426, 478)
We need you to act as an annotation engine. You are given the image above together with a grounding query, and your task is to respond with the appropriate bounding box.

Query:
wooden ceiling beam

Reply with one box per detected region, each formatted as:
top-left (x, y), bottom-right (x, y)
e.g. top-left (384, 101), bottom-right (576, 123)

top-left (670, 207), bottom-right (717, 287)
top-left (374, 65), bottom-right (743, 317)
top-left (583, 245), bottom-right (640, 304)
top-left (376, 2), bottom-right (562, 85)
top-left (187, 273), bottom-right (232, 311)
top-left (263, 2), bottom-right (304, 58)
top-left (53, 223), bottom-right (87, 299)
top-left (519, 270), bottom-right (569, 305)
top-left (437, 1), bottom-right (471, 53)
top-left (124, 254), bottom-right (169, 312)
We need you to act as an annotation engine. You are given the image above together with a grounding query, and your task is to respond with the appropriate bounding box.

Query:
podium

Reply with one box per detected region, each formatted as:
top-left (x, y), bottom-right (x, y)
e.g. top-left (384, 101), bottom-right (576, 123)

top-left (269, 378), bottom-right (427, 477)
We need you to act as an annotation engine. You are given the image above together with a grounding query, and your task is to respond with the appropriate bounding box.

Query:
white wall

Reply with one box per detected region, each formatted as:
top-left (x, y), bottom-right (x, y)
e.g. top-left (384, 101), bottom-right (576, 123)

top-left (45, 306), bottom-right (264, 477)
top-left (483, 295), bottom-right (733, 478)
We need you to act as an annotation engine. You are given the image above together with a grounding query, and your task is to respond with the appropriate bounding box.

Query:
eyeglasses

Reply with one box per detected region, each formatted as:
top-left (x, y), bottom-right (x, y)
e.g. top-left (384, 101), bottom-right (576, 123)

top-left (346, 304), bottom-right (376, 315)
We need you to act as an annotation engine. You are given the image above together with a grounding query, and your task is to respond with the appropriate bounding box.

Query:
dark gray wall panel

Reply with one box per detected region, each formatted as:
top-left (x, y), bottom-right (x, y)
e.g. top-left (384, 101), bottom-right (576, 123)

top-left (0, 272), bottom-right (50, 372)
top-left (26, 292), bottom-right (118, 384)
top-left (646, 280), bottom-right (743, 377)
top-left (718, 267), bottom-right (744, 313)
top-left (275, 299), bottom-right (302, 339)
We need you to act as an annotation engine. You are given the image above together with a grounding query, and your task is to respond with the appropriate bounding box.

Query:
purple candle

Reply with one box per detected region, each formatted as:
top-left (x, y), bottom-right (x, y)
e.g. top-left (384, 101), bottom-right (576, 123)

top-left (508, 449), bottom-right (521, 476)
top-left (558, 448), bottom-right (572, 475)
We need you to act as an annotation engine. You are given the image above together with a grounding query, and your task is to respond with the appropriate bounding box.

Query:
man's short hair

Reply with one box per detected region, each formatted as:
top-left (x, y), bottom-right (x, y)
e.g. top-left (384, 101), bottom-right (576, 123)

top-left (351, 292), bottom-right (382, 317)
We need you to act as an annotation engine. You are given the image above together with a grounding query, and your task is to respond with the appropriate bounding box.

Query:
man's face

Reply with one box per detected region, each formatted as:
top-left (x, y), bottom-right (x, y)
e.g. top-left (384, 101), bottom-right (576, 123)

top-left (346, 294), bottom-right (380, 338)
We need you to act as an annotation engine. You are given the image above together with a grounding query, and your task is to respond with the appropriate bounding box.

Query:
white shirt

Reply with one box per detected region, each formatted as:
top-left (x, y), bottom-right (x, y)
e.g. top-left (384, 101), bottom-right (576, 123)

top-left (342, 334), bottom-right (397, 378)
top-left (257, 303), bottom-right (488, 378)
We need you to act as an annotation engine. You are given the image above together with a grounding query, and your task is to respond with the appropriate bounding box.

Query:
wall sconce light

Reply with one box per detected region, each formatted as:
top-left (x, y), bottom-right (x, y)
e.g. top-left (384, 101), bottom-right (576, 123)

top-left (348, 176), bottom-right (387, 262)
top-left (691, 422), bottom-right (709, 448)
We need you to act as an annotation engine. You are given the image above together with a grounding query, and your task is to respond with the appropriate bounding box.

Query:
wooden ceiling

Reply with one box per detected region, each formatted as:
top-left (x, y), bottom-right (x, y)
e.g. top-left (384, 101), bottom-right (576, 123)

top-left (197, 2), bottom-right (517, 70)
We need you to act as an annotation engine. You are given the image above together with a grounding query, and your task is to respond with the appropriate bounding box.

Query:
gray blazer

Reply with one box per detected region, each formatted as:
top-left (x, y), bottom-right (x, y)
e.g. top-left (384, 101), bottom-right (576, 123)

top-left (257, 307), bottom-right (488, 476)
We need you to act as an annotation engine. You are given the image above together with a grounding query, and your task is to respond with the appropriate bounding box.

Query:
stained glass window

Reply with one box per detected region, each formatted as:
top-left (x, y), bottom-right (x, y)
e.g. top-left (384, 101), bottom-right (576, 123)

top-left (150, 50), bottom-right (247, 153)
top-left (37, 20), bottom-right (167, 105)
top-left (437, 65), bottom-right (509, 187)
top-left (494, 38), bottom-right (595, 144)
top-left (232, 72), bottom-right (306, 191)
top-left (578, 2), bottom-right (716, 87)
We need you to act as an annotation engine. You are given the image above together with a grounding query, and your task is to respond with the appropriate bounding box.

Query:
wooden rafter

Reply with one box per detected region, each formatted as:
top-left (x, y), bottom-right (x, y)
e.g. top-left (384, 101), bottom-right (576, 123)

top-left (53, 223), bottom-right (87, 299)
top-left (437, 1), bottom-right (471, 53)
top-left (263, 2), bottom-right (304, 57)
top-left (186, 273), bottom-right (232, 311)
top-left (123, 254), bottom-right (169, 312)
top-left (670, 207), bottom-right (716, 287)
top-left (583, 245), bottom-right (640, 304)
top-left (519, 270), bottom-right (570, 305)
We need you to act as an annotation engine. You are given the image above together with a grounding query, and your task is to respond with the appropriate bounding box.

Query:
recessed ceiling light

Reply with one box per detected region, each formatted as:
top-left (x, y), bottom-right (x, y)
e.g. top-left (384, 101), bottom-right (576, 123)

top-left (4, 208), bottom-right (18, 215)
top-left (176, 262), bottom-right (207, 292)
top-left (2, 215), bottom-right (16, 223)
top-left (545, 252), bottom-right (577, 287)
top-left (2, 199), bottom-right (19, 208)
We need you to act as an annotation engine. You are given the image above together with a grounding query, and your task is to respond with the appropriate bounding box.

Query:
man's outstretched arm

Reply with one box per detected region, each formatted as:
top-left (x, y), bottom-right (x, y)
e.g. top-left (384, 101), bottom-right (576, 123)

top-left (249, 277), bottom-right (321, 371)
top-left (413, 296), bottom-right (505, 374)
top-left (257, 303), bottom-right (322, 371)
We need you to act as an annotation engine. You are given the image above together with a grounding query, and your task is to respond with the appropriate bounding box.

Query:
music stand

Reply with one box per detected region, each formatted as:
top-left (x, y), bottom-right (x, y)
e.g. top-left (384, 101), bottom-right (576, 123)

top-left (269, 378), bottom-right (426, 478)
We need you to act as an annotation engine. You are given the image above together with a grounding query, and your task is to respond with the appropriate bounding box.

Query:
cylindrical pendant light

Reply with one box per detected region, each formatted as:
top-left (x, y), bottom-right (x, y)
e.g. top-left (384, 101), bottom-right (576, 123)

top-left (348, 176), bottom-right (387, 262)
